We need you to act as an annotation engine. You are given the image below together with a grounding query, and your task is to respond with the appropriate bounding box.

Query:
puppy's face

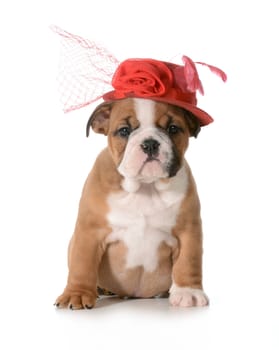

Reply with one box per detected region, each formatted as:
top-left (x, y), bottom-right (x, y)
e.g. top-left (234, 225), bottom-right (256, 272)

top-left (87, 98), bottom-right (200, 183)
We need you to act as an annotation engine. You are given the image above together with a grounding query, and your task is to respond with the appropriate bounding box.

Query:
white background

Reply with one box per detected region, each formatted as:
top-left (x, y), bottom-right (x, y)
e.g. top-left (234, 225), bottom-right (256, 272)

top-left (0, 0), bottom-right (278, 349)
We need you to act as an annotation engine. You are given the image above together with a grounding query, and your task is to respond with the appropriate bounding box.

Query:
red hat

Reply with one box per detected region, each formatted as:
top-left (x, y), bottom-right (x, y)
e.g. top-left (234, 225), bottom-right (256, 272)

top-left (51, 26), bottom-right (227, 126)
top-left (103, 56), bottom-right (226, 126)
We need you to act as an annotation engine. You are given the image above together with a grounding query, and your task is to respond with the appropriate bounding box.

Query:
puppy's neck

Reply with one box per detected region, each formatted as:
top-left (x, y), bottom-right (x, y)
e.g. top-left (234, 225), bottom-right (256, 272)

top-left (121, 163), bottom-right (188, 198)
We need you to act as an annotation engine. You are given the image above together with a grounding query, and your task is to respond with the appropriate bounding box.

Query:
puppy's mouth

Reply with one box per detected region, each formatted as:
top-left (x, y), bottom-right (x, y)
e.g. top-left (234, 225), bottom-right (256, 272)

top-left (137, 156), bottom-right (165, 179)
top-left (145, 156), bottom-right (160, 163)
top-left (138, 156), bottom-right (160, 171)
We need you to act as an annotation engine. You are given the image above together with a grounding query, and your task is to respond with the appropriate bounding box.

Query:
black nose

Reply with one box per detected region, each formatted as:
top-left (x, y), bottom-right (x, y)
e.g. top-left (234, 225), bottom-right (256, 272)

top-left (141, 138), bottom-right (160, 157)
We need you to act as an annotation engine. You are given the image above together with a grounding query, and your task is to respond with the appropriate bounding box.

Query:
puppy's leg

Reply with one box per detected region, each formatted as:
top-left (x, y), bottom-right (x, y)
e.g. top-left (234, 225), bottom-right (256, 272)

top-left (169, 228), bottom-right (209, 307)
top-left (55, 224), bottom-right (106, 310)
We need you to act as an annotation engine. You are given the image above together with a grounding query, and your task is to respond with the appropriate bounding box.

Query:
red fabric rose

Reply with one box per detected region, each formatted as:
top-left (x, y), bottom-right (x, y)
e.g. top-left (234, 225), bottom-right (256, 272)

top-left (111, 59), bottom-right (173, 98)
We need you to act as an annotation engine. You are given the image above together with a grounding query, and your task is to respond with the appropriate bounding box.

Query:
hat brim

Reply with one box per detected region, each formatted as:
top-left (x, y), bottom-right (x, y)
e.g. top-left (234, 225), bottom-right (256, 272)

top-left (146, 96), bottom-right (214, 126)
top-left (102, 93), bottom-right (213, 126)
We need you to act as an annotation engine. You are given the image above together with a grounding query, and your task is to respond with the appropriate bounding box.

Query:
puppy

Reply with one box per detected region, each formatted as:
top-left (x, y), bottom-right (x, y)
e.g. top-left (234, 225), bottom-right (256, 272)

top-left (55, 97), bottom-right (209, 309)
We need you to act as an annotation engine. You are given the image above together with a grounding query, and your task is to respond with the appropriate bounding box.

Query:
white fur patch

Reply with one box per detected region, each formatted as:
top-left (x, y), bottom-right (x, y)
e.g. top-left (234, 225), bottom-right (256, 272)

top-left (169, 283), bottom-right (209, 307)
top-left (134, 98), bottom-right (155, 127)
top-left (106, 165), bottom-right (188, 272)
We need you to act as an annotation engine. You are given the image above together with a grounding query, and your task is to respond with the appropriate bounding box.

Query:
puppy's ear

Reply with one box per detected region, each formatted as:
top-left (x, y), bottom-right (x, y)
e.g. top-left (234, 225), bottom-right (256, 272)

top-left (86, 102), bottom-right (113, 137)
top-left (184, 110), bottom-right (201, 138)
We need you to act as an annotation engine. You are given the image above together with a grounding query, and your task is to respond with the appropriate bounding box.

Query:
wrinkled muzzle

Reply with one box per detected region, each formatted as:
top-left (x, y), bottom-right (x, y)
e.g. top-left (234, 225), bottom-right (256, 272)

top-left (118, 127), bottom-right (176, 182)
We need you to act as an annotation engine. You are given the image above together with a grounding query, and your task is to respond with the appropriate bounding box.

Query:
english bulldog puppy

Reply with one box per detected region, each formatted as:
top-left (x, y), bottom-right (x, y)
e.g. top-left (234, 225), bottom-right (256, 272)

top-left (55, 97), bottom-right (209, 309)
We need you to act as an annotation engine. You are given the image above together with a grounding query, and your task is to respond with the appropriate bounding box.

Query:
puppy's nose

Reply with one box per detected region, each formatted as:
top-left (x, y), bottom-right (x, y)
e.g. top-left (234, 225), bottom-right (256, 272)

top-left (141, 138), bottom-right (160, 157)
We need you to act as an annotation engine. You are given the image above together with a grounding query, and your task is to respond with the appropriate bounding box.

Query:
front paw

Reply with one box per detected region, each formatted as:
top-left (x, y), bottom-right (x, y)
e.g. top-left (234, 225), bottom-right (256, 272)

top-left (54, 289), bottom-right (97, 310)
top-left (169, 284), bottom-right (209, 307)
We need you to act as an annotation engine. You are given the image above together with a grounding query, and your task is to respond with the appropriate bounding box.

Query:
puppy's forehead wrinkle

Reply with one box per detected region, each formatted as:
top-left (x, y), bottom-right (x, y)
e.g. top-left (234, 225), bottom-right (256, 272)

top-left (132, 99), bottom-right (186, 129)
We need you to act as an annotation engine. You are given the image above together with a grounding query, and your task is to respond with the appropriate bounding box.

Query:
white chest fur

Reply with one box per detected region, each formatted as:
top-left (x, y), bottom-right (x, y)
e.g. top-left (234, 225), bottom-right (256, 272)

top-left (106, 164), bottom-right (188, 272)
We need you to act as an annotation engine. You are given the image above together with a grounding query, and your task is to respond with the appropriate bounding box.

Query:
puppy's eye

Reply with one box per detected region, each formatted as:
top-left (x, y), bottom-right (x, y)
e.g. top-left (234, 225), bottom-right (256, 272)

top-left (118, 127), bottom-right (131, 138)
top-left (168, 125), bottom-right (180, 135)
